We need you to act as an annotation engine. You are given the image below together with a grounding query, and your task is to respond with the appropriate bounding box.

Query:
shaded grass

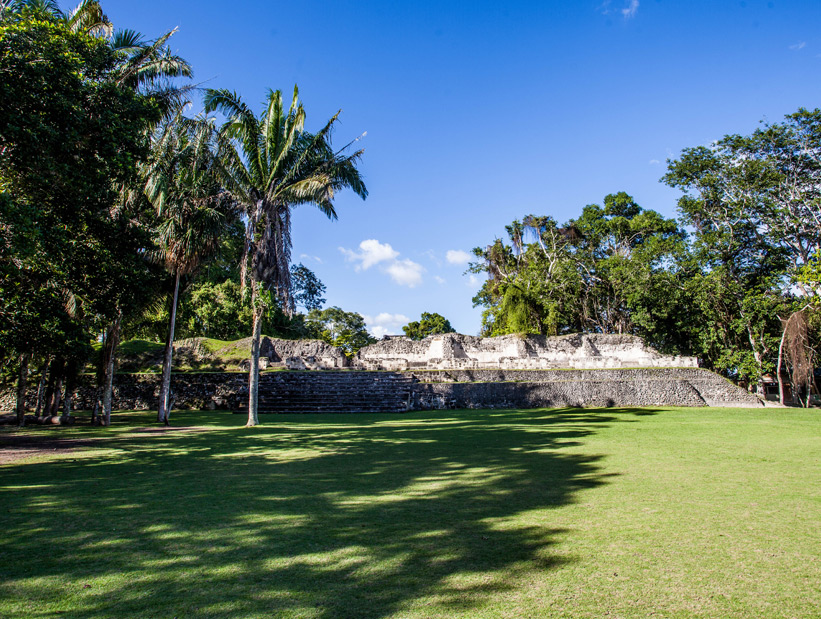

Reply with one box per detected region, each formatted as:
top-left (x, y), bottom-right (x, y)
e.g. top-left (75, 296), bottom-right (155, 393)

top-left (107, 337), bottom-right (262, 372)
top-left (0, 407), bottom-right (819, 618)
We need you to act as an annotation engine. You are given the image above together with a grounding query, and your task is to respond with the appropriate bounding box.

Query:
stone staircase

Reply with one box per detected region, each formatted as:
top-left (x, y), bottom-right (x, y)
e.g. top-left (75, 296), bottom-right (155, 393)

top-left (234, 371), bottom-right (416, 414)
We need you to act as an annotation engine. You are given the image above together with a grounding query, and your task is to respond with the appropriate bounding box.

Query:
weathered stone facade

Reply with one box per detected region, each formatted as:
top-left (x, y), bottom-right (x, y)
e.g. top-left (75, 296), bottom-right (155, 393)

top-left (1, 367), bottom-right (762, 412)
top-left (407, 368), bottom-right (761, 409)
top-left (0, 373), bottom-right (248, 413)
top-left (2, 334), bottom-right (763, 413)
top-left (252, 338), bottom-right (349, 370)
top-left (217, 333), bottom-right (697, 372)
top-left (352, 333), bottom-right (697, 371)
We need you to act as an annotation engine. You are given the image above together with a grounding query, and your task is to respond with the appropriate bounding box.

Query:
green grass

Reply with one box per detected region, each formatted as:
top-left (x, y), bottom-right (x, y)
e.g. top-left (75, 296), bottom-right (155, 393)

top-left (109, 337), bottom-right (262, 372)
top-left (1, 407), bottom-right (819, 618)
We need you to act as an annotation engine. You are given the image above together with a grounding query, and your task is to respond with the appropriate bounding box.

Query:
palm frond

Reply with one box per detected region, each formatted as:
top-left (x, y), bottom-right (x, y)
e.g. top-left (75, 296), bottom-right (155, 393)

top-left (65, 0), bottom-right (112, 37)
top-left (110, 28), bottom-right (145, 53)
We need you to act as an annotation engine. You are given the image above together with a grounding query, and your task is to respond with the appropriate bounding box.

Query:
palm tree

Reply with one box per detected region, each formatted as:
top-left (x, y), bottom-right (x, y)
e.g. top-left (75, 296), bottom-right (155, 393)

top-left (1, 0), bottom-right (112, 36)
top-left (204, 86), bottom-right (367, 426)
top-left (144, 116), bottom-right (237, 424)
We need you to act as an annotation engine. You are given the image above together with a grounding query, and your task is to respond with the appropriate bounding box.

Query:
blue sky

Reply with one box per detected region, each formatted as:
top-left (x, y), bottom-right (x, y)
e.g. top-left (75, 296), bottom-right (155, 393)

top-left (105, 0), bottom-right (821, 336)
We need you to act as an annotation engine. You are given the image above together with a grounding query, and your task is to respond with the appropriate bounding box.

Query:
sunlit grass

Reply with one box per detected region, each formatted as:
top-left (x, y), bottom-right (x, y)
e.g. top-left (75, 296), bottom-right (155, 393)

top-left (1, 407), bottom-right (819, 618)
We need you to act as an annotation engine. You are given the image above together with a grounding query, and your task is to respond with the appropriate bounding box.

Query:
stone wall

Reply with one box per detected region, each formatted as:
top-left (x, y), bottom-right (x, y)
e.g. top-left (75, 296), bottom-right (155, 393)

top-left (0, 373), bottom-right (248, 412)
top-left (352, 333), bottom-right (697, 371)
top-left (258, 338), bottom-right (349, 370)
top-left (1, 366), bottom-right (761, 413)
top-left (406, 368), bottom-right (761, 409)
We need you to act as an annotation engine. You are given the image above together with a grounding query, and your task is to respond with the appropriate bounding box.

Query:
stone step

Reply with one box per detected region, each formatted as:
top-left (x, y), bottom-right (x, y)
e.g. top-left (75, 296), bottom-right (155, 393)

top-left (234, 370), bottom-right (414, 414)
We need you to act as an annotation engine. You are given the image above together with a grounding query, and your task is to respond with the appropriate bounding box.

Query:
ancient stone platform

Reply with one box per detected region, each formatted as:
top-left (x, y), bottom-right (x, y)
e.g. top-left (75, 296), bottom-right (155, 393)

top-left (1, 334), bottom-right (763, 413)
top-left (259, 333), bottom-right (698, 371)
top-left (356, 333), bottom-right (697, 371)
top-left (406, 368), bottom-right (761, 409)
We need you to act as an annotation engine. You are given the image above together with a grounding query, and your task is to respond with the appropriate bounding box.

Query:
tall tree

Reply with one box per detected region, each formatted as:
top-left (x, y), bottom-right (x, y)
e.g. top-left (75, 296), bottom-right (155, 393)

top-left (305, 307), bottom-right (376, 356)
top-left (0, 12), bottom-right (162, 423)
top-left (403, 312), bottom-right (456, 340)
top-left (143, 116), bottom-right (237, 424)
top-left (470, 194), bottom-right (684, 348)
top-left (204, 86), bottom-right (367, 426)
top-left (663, 135), bottom-right (792, 382)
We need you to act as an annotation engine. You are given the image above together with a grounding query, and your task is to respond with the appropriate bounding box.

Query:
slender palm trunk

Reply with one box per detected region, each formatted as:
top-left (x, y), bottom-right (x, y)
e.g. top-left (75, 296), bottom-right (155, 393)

top-left (16, 353), bottom-right (30, 427)
top-left (777, 323), bottom-right (787, 406)
top-left (158, 271), bottom-right (181, 425)
top-left (101, 310), bottom-right (122, 426)
top-left (247, 304), bottom-right (262, 427)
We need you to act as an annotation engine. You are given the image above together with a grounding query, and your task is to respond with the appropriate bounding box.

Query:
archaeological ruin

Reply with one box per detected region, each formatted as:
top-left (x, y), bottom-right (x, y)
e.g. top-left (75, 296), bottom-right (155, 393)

top-left (2, 333), bottom-right (762, 413)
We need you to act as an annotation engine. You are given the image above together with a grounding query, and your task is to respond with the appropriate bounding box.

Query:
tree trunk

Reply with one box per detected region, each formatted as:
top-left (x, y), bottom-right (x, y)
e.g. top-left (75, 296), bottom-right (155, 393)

top-left (43, 357), bottom-right (59, 419)
top-left (247, 304), bottom-right (262, 427)
top-left (101, 311), bottom-right (122, 427)
top-left (61, 362), bottom-right (76, 422)
top-left (158, 271), bottom-right (180, 426)
top-left (34, 357), bottom-right (49, 416)
top-left (777, 322), bottom-right (787, 406)
top-left (50, 373), bottom-right (63, 417)
top-left (16, 353), bottom-right (30, 427)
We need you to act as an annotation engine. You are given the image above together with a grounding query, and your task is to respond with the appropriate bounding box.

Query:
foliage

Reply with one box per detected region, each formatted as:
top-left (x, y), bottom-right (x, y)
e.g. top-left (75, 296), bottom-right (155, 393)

top-left (661, 116), bottom-right (815, 382)
top-left (144, 115), bottom-right (238, 279)
top-left (203, 86), bottom-right (367, 313)
top-left (0, 15), bottom-right (161, 368)
top-left (470, 193), bottom-right (684, 350)
top-left (290, 263), bottom-right (326, 311)
top-left (123, 262), bottom-right (326, 343)
top-left (305, 306), bottom-right (375, 356)
top-left (402, 312), bottom-right (456, 340)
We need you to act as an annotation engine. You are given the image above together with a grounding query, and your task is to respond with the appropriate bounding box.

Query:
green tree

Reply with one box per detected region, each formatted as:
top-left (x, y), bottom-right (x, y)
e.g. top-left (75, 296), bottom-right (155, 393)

top-left (402, 312), bottom-right (456, 340)
top-left (0, 14), bottom-right (162, 424)
top-left (663, 136), bottom-right (791, 382)
top-left (1, 0), bottom-right (112, 37)
top-left (204, 86), bottom-right (367, 426)
top-left (470, 195), bottom-right (684, 349)
top-left (290, 263), bottom-right (326, 311)
top-left (143, 115), bottom-right (237, 424)
top-left (305, 307), bottom-right (376, 356)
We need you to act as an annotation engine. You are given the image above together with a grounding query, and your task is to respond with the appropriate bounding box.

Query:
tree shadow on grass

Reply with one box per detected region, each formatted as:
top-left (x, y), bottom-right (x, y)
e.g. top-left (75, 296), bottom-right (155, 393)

top-left (0, 407), bottom-right (658, 618)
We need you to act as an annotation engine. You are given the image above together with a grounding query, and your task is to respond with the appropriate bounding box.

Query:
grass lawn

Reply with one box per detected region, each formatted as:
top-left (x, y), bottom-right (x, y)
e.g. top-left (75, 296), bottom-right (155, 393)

top-left (1, 407), bottom-right (820, 618)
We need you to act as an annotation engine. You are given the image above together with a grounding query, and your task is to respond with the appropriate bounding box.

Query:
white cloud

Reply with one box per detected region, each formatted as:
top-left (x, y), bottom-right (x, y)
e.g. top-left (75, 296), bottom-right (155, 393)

top-left (339, 239), bottom-right (398, 270)
top-left (299, 253), bottom-right (323, 263)
top-left (446, 249), bottom-right (472, 265)
top-left (790, 41), bottom-right (806, 51)
top-left (422, 249), bottom-right (441, 266)
top-left (649, 159), bottom-right (660, 165)
top-left (386, 259), bottom-right (424, 287)
top-left (339, 239), bottom-right (424, 287)
top-left (467, 274), bottom-right (481, 287)
top-left (434, 276), bottom-right (446, 285)
top-left (370, 326), bottom-right (390, 338)
top-left (363, 312), bottom-right (410, 338)
top-left (622, 0), bottom-right (639, 18)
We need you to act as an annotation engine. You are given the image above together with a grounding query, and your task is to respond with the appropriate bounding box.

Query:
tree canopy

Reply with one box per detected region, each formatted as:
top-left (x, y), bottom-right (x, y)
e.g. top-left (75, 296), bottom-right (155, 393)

top-left (402, 312), bottom-right (456, 340)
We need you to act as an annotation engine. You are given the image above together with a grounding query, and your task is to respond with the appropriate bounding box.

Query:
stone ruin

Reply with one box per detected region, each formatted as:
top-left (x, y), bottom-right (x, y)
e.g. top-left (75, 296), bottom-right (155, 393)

top-left (256, 337), bottom-right (348, 370)
top-left (3, 333), bottom-right (759, 414)
top-left (254, 333), bottom-right (698, 371)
